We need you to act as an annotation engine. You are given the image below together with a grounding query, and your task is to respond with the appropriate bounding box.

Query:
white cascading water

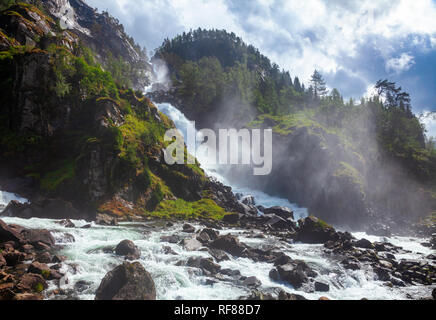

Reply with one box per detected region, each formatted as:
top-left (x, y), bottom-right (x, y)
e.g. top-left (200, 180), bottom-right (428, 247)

top-left (0, 75), bottom-right (433, 300)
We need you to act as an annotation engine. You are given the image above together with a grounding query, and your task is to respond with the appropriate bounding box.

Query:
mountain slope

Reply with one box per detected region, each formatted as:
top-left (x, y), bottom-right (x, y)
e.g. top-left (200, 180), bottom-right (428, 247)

top-left (153, 29), bottom-right (436, 231)
top-left (0, 1), bottom-right (241, 220)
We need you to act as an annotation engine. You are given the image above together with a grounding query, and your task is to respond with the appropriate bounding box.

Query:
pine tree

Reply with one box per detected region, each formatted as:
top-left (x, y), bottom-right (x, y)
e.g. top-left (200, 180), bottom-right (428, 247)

top-left (310, 70), bottom-right (328, 98)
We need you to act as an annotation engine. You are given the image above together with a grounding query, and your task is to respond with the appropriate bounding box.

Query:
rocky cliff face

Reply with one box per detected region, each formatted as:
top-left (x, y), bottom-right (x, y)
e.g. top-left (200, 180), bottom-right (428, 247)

top-left (0, 1), bottom-right (242, 220)
top-left (39, 0), bottom-right (151, 90)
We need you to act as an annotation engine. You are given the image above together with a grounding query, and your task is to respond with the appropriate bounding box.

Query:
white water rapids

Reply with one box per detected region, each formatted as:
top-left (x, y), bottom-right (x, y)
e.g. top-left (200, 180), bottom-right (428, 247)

top-left (0, 101), bottom-right (434, 300)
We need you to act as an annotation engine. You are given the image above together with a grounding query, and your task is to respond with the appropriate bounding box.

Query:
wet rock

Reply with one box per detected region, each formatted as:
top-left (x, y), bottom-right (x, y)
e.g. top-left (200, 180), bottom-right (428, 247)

top-left (241, 195), bottom-right (255, 206)
top-left (17, 273), bottom-right (47, 293)
top-left (0, 219), bottom-right (23, 243)
top-left (242, 276), bottom-right (261, 287)
top-left (3, 251), bottom-right (26, 266)
top-left (209, 249), bottom-right (230, 262)
top-left (276, 261), bottom-right (316, 288)
top-left (187, 257), bottom-right (221, 274)
top-left (35, 252), bottom-right (52, 264)
top-left (160, 235), bottom-right (180, 244)
top-left (162, 246), bottom-right (178, 255)
top-left (81, 224), bottom-right (92, 229)
top-left (241, 290), bottom-right (276, 300)
top-left (220, 269), bottom-right (241, 277)
top-left (95, 262), bottom-right (156, 300)
top-left (57, 219), bottom-right (76, 228)
top-left (296, 216), bottom-right (338, 244)
top-left (52, 255), bottom-right (66, 263)
top-left (319, 296), bottom-right (330, 301)
top-left (341, 257), bottom-right (361, 270)
top-left (197, 232), bottom-right (211, 244)
top-left (209, 235), bottom-right (247, 257)
top-left (181, 238), bottom-right (202, 251)
top-left (115, 240), bottom-right (141, 260)
top-left (432, 288), bottom-right (436, 300)
top-left (96, 214), bottom-right (118, 226)
top-left (74, 280), bottom-right (92, 293)
top-left (269, 268), bottom-right (280, 281)
top-left (20, 229), bottom-right (55, 247)
top-left (278, 289), bottom-right (308, 301)
top-left (274, 254), bottom-right (293, 266)
top-left (182, 224), bottom-right (196, 233)
top-left (355, 238), bottom-right (374, 249)
top-left (315, 281), bottom-right (330, 292)
top-left (263, 206), bottom-right (294, 220)
top-left (267, 215), bottom-right (296, 231)
top-left (222, 213), bottom-right (241, 224)
top-left (200, 228), bottom-right (219, 241)
top-left (28, 262), bottom-right (50, 277)
top-left (373, 267), bottom-right (391, 281)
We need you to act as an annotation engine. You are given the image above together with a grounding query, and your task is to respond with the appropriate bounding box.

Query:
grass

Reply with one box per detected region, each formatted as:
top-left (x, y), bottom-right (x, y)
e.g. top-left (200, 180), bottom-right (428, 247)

top-left (40, 159), bottom-right (76, 192)
top-left (146, 198), bottom-right (232, 220)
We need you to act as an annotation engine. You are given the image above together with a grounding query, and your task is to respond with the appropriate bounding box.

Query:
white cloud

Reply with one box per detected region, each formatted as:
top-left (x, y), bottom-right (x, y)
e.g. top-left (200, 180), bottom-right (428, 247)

top-left (86, 0), bottom-right (436, 100)
top-left (420, 111), bottom-right (436, 138)
top-left (385, 53), bottom-right (416, 75)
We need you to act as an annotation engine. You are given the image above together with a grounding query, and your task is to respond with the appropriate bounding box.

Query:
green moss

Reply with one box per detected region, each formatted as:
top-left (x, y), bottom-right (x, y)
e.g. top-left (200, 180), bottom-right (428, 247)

top-left (334, 162), bottom-right (365, 195)
top-left (41, 159), bottom-right (76, 192)
top-left (33, 282), bottom-right (44, 293)
top-left (41, 269), bottom-right (50, 279)
top-left (147, 198), bottom-right (231, 220)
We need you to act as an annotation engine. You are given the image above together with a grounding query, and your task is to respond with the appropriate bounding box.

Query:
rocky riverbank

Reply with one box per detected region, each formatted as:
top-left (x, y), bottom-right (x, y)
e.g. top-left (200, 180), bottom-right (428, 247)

top-left (1, 205), bottom-right (434, 300)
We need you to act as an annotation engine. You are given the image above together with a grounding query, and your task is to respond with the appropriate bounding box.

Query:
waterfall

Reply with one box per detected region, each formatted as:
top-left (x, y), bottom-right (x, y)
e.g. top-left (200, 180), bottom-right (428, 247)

top-left (154, 101), bottom-right (308, 220)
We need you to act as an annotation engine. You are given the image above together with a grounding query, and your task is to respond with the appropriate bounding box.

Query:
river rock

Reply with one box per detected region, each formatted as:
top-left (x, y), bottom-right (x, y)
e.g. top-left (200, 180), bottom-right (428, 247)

top-left (315, 281), bottom-right (330, 292)
top-left (17, 273), bottom-right (47, 293)
top-left (209, 235), bottom-right (247, 257)
top-left (267, 215), bottom-right (296, 230)
top-left (115, 240), bottom-right (141, 260)
top-left (355, 238), bottom-right (374, 249)
top-left (263, 206), bottom-right (294, 220)
top-left (276, 261), bottom-right (317, 288)
top-left (296, 216), bottom-right (338, 244)
top-left (242, 276), bottom-right (261, 287)
top-left (20, 229), bottom-right (55, 247)
top-left (278, 289), bottom-right (308, 301)
top-left (209, 249), bottom-right (230, 262)
top-left (0, 219), bottom-right (23, 243)
top-left (57, 219), bottom-right (75, 228)
top-left (187, 257), bottom-right (221, 274)
top-left (28, 262), bottom-right (50, 277)
top-left (182, 224), bottom-right (196, 233)
top-left (95, 262), bottom-right (156, 300)
top-left (3, 251), bottom-right (26, 266)
top-left (222, 213), bottom-right (241, 224)
top-left (35, 252), bottom-right (52, 264)
top-left (200, 228), bottom-right (219, 241)
top-left (181, 238), bottom-right (202, 251)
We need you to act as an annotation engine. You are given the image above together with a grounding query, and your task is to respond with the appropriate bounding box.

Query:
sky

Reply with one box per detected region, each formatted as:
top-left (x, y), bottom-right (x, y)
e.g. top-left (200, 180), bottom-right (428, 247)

top-left (85, 0), bottom-right (436, 137)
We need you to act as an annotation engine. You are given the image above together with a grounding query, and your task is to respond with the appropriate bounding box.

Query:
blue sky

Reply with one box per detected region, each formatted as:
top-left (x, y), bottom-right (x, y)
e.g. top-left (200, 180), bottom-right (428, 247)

top-left (85, 0), bottom-right (436, 136)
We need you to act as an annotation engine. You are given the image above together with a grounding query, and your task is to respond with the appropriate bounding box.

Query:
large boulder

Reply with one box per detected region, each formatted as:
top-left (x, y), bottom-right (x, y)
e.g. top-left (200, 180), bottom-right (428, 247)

top-left (115, 240), bottom-right (141, 260)
top-left (0, 219), bottom-right (23, 243)
top-left (209, 235), bottom-right (247, 257)
top-left (20, 229), bottom-right (55, 248)
top-left (296, 216), bottom-right (338, 244)
top-left (263, 206), bottom-right (294, 220)
top-left (266, 215), bottom-right (296, 231)
top-left (274, 261), bottom-right (317, 289)
top-left (2, 199), bottom-right (79, 220)
top-left (95, 262), bottom-right (156, 300)
top-left (181, 238), bottom-right (202, 251)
